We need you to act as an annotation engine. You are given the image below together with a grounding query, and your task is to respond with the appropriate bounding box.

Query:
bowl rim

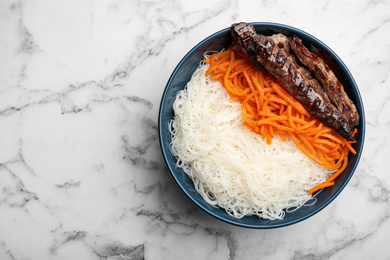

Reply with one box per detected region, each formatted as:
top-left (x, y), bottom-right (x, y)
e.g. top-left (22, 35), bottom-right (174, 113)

top-left (158, 22), bottom-right (365, 229)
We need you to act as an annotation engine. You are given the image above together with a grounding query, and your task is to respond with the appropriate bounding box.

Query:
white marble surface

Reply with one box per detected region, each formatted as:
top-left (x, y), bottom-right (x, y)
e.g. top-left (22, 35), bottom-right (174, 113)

top-left (0, 0), bottom-right (389, 259)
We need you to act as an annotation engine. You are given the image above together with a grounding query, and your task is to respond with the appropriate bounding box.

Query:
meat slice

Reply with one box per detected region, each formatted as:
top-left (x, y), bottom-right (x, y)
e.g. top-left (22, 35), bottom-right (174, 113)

top-left (230, 22), bottom-right (266, 72)
top-left (268, 33), bottom-right (299, 65)
top-left (230, 22), bottom-right (354, 140)
top-left (269, 34), bottom-right (320, 92)
top-left (289, 35), bottom-right (359, 128)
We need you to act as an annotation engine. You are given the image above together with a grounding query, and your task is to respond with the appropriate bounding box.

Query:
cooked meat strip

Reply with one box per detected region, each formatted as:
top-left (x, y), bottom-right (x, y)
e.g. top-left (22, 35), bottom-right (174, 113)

top-left (230, 22), bottom-right (354, 140)
top-left (289, 35), bottom-right (359, 128)
top-left (268, 33), bottom-right (299, 65)
top-left (269, 34), bottom-right (319, 87)
top-left (230, 22), bottom-right (266, 72)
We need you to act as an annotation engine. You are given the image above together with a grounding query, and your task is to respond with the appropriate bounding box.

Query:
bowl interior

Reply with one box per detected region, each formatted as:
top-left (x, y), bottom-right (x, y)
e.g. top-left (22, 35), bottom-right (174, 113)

top-left (159, 23), bottom-right (365, 228)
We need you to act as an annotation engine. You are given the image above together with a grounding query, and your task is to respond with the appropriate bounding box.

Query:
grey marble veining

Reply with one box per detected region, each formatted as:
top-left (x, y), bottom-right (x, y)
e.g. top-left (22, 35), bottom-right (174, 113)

top-left (1, 0), bottom-right (390, 259)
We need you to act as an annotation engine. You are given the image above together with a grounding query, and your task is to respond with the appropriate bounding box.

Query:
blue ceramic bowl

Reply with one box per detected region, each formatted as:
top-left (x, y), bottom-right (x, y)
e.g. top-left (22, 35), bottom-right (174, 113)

top-left (158, 22), bottom-right (365, 228)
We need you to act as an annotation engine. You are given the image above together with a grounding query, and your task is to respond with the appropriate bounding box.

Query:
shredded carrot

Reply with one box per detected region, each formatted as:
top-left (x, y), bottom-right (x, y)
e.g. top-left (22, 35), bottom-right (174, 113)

top-left (309, 181), bottom-right (334, 195)
top-left (205, 48), bottom-right (358, 195)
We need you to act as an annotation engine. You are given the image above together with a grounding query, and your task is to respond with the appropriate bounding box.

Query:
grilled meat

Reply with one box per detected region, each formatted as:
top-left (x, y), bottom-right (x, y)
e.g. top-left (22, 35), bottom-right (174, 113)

top-left (230, 22), bottom-right (354, 140)
top-left (289, 35), bottom-right (359, 128)
top-left (268, 33), bottom-right (299, 65)
top-left (230, 22), bottom-right (266, 72)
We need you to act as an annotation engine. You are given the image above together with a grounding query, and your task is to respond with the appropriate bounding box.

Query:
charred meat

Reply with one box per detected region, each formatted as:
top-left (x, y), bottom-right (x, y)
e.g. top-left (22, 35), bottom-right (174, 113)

top-left (230, 22), bottom-right (355, 140)
top-left (230, 22), bottom-right (266, 72)
top-left (289, 35), bottom-right (359, 128)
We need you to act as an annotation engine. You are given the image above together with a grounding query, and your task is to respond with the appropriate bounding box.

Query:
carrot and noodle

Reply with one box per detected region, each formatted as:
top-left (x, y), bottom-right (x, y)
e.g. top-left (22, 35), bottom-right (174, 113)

top-left (204, 48), bottom-right (357, 194)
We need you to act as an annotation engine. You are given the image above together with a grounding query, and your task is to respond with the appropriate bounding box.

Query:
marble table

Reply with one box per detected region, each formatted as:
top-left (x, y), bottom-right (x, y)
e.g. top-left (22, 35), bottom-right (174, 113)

top-left (1, 0), bottom-right (389, 259)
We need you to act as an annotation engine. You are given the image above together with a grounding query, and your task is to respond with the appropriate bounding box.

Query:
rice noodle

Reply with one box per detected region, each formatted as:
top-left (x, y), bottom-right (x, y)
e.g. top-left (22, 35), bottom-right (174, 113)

top-left (169, 62), bottom-right (334, 220)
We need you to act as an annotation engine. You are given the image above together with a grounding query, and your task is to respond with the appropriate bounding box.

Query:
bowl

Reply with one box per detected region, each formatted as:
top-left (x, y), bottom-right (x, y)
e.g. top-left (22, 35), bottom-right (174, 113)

top-left (158, 22), bottom-right (365, 229)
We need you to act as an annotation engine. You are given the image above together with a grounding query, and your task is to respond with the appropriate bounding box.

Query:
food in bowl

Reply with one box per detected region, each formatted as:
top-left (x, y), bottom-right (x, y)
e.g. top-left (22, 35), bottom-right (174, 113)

top-left (159, 22), bottom-right (364, 227)
top-left (169, 63), bottom-right (336, 220)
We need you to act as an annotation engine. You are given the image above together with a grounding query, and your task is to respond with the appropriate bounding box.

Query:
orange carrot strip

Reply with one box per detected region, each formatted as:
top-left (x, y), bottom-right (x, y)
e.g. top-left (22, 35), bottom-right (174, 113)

top-left (297, 122), bottom-right (323, 134)
top-left (312, 143), bottom-right (330, 153)
top-left (288, 132), bottom-right (323, 165)
top-left (322, 133), bottom-right (343, 144)
top-left (327, 151), bottom-right (349, 183)
top-left (313, 127), bottom-right (333, 140)
top-left (295, 119), bottom-right (317, 131)
top-left (256, 121), bottom-right (294, 132)
top-left (270, 82), bottom-right (308, 116)
top-left (241, 91), bottom-right (259, 126)
top-left (343, 139), bottom-right (357, 154)
top-left (214, 50), bottom-right (232, 60)
top-left (287, 105), bottom-right (296, 129)
top-left (243, 70), bottom-right (260, 112)
top-left (251, 74), bottom-right (264, 108)
top-left (309, 181), bottom-right (334, 195)
top-left (297, 133), bottom-right (316, 155)
top-left (352, 128), bottom-right (358, 137)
